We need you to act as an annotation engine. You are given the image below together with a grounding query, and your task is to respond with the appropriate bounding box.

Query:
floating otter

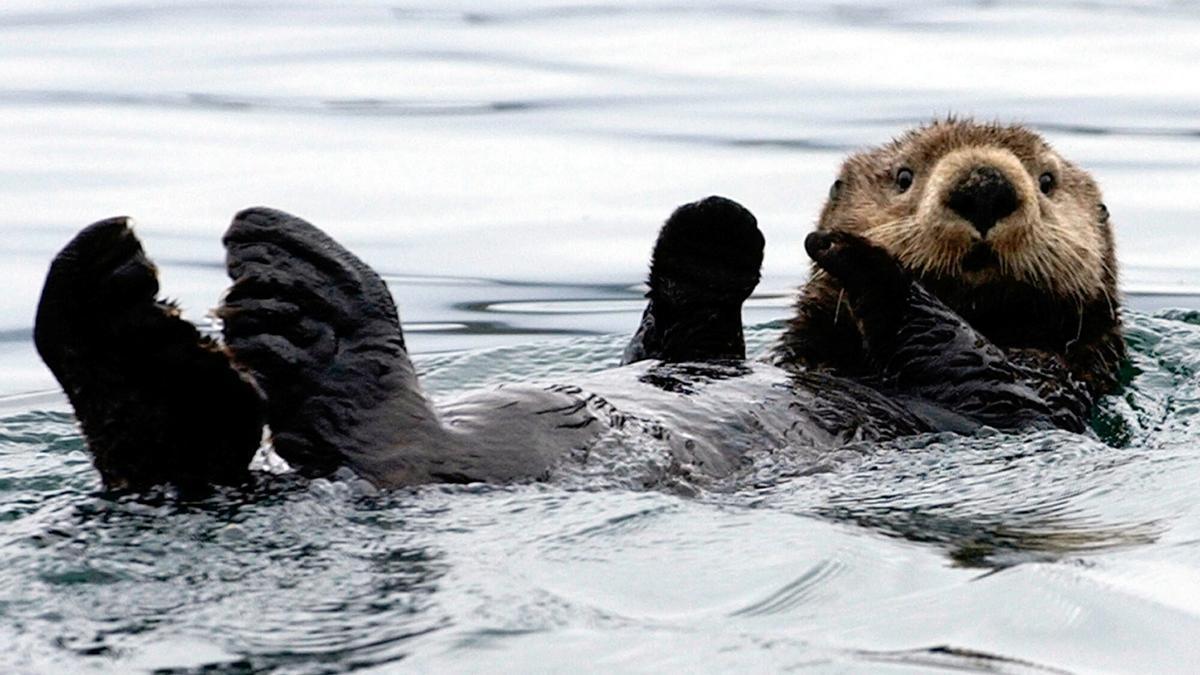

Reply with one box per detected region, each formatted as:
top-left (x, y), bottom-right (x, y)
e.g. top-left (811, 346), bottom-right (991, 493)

top-left (33, 120), bottom-right (1124, 494)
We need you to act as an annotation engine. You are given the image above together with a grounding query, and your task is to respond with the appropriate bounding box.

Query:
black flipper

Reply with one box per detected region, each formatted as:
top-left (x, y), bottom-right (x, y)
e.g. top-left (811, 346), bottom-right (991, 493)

top-left (622, 196), bottom-right (764, 365)
top-left (218, 208), bottom-right (443, 482)
top-left (33, 218), bottom-right (264, 493)
top-left (804, 230), bottom-right (1088, 432)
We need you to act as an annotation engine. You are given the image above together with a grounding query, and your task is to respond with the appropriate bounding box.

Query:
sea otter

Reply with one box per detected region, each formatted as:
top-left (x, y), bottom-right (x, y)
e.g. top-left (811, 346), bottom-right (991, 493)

top-left (33, 120), bottom-right (1123, 493)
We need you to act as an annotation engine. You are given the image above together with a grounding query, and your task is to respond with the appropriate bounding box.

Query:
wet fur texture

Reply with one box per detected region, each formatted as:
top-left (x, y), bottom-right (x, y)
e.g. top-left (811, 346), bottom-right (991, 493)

top-left (217, 208), bottom-right (441, 481)
top-left (623, 196), bottom-right (764, 364)
top-left (35, 198), bottom-right (1098, 492)
top-left (776, 119), bottom-right (1125, 403)
top-left (32, 121), bottom-right (1124, 492)
top-left (33, 218), bottom-right (263, 493)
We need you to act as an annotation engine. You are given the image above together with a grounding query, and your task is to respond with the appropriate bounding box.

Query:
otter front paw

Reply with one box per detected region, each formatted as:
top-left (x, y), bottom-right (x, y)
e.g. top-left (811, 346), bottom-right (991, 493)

top-left (650, 195), bottom-right (764, 305)
top-left (623, 196), bottom-right (764, 364)
top-left (803, 230), bottom-right (907, 294)
top-left (803, 230), bottom-right (917, 362)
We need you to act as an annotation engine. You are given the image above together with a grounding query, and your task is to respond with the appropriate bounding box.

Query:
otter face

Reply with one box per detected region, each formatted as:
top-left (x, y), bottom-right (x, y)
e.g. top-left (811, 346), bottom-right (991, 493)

top-left (821, 120), bottom-right (1115, 303)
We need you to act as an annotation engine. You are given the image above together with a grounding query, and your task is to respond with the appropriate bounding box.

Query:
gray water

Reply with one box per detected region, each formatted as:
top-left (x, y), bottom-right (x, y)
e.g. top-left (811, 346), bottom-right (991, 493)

top-left (4, 1), bottom-right (1200, 672)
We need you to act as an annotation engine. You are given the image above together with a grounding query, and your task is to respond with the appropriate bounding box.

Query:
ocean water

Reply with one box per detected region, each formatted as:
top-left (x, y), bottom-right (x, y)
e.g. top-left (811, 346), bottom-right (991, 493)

top-left (3, 1), bottom-right (1200, 672)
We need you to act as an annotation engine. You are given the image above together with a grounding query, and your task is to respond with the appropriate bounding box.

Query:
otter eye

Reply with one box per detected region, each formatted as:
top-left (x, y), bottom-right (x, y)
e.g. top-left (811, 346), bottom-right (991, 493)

top-left (829, 179), bottom-right (843, 200)
top-left (895, 168), bottom-right (914, 193)
top-left (1039, 172), bottom-right (1056, 195)
top-left (1099, 203), bottom-right (1110, 223)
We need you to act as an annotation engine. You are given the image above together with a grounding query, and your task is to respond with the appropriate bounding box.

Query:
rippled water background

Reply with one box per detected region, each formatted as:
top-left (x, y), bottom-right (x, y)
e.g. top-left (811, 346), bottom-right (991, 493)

top-left (4, 1), bottom-right (1200, 672)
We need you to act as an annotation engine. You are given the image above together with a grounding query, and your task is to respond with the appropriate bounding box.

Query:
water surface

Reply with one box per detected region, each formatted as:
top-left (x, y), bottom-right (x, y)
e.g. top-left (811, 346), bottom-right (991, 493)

top-left (3, 1), bottom-right (1200, 672)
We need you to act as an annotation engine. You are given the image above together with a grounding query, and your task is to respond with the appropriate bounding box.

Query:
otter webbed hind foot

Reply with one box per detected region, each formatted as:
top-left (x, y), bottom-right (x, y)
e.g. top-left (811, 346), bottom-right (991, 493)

top-left (219, 208), bottom-right (444, 483)
top-left (33, 218), bottom-right (264, 493)
top-left (622, 196), bottom-right (764, 365)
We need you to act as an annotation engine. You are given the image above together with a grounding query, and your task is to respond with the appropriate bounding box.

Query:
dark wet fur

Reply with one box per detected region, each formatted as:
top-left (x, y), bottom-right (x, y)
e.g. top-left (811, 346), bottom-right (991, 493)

top-left (914, 274), bottom-right (1124, 400)
top-left (778, 265), bottom-right (1112, 432)
top-left (803, 231), bottom-right (1084, 432)
top-left (35, 198), bottom-right (1101, 492)
top-left (622, 196), bottom-right (764, 364)
top-left (33, 218), bottom-right (263, 494)
top-left (218, 208), bottom-right (438, 480)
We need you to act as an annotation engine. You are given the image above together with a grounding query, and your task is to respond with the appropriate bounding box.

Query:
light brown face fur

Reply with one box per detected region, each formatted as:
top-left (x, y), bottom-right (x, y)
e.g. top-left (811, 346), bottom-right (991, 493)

top-left (819, 119), bottom-right (1115, 303)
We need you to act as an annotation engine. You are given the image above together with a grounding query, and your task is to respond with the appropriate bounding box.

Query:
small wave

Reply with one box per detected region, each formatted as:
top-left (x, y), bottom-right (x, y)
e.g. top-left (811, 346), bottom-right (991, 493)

top-left (856, 645), bottom-right (1072, 674)
top-left (730, 558), bottom-right (847, 616)
top-left (0, 88), bottom-right (694, 118)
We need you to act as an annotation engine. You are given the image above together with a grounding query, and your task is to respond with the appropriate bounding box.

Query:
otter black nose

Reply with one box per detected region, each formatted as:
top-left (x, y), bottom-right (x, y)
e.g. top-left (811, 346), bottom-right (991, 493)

top-left (946, 166), bottom-right (1018, 237)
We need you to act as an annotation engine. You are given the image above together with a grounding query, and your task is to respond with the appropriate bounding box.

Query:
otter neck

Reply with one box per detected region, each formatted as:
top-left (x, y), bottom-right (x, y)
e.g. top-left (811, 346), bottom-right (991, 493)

top-left (917, 275), bottom-right (1117, 353)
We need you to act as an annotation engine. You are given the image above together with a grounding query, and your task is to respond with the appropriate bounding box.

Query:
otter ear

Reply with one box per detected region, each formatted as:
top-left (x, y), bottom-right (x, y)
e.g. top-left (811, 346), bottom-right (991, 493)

top-left (804, 230), bottom-right (906, 292)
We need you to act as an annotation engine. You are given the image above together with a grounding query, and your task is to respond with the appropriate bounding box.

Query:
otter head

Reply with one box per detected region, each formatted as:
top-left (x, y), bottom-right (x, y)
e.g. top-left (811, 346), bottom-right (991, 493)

top-left (822, 119), bottom-right (1115, 303)
top-left (818, 120), bottom-right (1120, 350)
top-left (789, 119), bottom-right (1125, 394)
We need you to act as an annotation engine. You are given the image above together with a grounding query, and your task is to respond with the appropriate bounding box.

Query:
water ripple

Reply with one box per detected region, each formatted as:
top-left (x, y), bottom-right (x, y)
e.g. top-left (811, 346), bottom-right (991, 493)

top-left (0, 88), bottom-right (694, 117)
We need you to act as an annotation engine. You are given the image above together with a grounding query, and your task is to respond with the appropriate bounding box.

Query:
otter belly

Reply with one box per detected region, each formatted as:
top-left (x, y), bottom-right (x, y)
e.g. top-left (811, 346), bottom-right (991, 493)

top-left (424, 360), bottom-right (937, 489)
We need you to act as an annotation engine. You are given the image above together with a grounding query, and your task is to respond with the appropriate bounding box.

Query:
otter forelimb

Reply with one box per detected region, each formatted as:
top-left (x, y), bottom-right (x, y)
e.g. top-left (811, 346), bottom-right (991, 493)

top-left (622, 196), bottom-right (764, 365)
top-left (806, 230), bottom-right (1092, 433)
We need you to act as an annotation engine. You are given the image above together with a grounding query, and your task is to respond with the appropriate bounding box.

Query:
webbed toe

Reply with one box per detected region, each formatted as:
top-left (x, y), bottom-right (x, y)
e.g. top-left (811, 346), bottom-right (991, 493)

top-left (219, 207), bottom-right (435, 482)
top-left (35, 218), bottom-right (262, 493)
